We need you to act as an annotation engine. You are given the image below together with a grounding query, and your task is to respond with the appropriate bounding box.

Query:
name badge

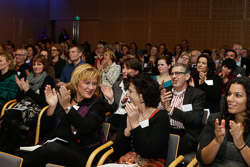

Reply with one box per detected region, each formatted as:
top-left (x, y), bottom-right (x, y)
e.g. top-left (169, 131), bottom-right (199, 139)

top-left (144, 63), bottom-right (148, 68)
top-left (139, 119), bottom-right (149, 128)
top-left (237, 74), bottom-right (242, 77)
top-left (205, 80), bottom-right (213, 86)
top-left (182, 104), bottom-right (193, 112)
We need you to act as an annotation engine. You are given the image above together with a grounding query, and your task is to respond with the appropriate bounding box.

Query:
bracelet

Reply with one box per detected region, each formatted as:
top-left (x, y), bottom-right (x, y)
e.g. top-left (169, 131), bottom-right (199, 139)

top-left (238, 143), bottom-right (247, 152)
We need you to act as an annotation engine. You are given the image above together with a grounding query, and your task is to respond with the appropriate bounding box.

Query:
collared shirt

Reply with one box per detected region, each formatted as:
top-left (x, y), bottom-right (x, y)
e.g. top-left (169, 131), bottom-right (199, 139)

top-left (236, 57), bottom-right (242, 67)
top-left (168, 88), bottom-right (186, 129)
top-left (60, 60), bottom-right (84, 83)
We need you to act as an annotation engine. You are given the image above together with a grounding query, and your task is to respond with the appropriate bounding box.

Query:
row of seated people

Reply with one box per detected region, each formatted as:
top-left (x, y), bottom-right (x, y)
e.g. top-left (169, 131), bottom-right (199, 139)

top-left (0, 43), bottom-right (249, 166)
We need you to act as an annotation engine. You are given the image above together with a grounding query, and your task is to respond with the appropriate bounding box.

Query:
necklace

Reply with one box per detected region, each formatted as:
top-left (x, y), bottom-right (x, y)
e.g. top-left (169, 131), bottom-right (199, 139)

top-left (139, 108), bottom-right (155, 122)
top-left (73, 97), bottom-right (81, 104)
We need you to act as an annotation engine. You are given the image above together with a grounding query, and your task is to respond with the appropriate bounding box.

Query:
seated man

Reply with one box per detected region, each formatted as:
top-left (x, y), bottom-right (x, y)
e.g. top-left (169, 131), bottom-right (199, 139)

top-left (57, 45), bottom-right (85, 87)
top-left (101, 58), bottom-right (143, 138)
top-left (160, 63), bottom-right (206, 155)
top-left (15, 48), bottom-right (30, 79)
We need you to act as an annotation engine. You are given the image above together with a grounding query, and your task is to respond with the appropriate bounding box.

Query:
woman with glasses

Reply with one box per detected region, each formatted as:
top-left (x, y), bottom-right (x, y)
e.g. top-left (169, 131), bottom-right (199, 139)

top-left (22, 64), bottom-right (108, 167)
top-left (189, 54), bottom-right (222, 113)
top-left (177, 51), bottom-right (192, 68)
top-left (50, 44), bottom-right (66, 81)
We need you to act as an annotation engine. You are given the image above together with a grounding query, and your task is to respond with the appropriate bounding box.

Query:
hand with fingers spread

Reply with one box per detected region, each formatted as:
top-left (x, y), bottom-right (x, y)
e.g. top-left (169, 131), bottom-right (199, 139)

top-left (57, 85), bottom-right (71, 112)
top-left (44, 85), bottom-right (58, 107)
top-left (101, 84), bottom-right (114, 102)
top-left (160, 88), bottom-right (172, 112)
top-left (214, 118), bottom-right (226, 145)
top-left (229, 120), bottom-right (245, 149)
top-left (125, 102), bottom-right (140, 129)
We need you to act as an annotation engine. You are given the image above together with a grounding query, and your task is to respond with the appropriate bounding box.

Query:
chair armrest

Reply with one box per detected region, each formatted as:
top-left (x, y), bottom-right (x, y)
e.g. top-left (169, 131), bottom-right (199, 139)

top-left (35, 106), bottom-right (49, 145)
top-left (169, 155), bottom-right (184, 167)
top-left (0, 99), bottom-right (17, 118)
top-left (86, 141), bottom-right (113, 167)
top-left (187, 157), bottom-right (198, 167)
top-left (97, 148), bottom-right (114, 166)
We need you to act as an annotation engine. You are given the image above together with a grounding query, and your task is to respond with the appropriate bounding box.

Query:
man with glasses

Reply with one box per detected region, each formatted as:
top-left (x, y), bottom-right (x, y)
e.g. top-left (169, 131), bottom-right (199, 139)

top-left (160, 63), bottom-right (206, 155)
top-left (15, 48), bottom-right (30, 79)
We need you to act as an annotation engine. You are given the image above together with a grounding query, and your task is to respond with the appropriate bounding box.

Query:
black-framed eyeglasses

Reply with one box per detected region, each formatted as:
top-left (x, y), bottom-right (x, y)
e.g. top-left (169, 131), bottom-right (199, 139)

top-left (170, 71), bottom-right (186, 76)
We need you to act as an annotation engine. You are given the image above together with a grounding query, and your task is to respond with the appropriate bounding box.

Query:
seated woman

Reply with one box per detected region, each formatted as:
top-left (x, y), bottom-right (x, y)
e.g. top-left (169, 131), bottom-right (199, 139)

top-left (99, 50), bottom-right (121, 87)
top-left (113, 74), bottom-right (170, 167)
top-left (22, 64), bottom-right (108, 167)
top-left (190, 54), bottom-right (222, 113)
top-left (217, 58), bottom-right (237, 95)
top-left (0, 52), bottom-right (19, 108)
top-left (177, 51), bottom-right (192, 68)
top-left (197, 77), bottom-right (250, 167)
top-left (0, 54), bottom-right (54, 153)
top-left (152, 56), bottom-right (172, 88)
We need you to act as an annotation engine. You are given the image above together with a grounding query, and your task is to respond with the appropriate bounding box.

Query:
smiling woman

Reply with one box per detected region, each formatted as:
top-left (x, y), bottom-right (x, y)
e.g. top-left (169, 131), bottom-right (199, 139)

top-left (197, 77), bottom-right (250, 167)
top-left (21, 64), bottom-right (108, 167)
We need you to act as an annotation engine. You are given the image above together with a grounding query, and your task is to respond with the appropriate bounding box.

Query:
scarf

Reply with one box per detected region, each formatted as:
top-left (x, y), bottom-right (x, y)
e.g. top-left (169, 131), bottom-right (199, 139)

top-left (26, 71), bottom-right (48, 92)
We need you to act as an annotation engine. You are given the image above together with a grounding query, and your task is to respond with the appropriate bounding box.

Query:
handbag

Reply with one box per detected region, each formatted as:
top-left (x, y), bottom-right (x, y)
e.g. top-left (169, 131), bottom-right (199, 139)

top-left (118, 151), bottom-right (165, 167)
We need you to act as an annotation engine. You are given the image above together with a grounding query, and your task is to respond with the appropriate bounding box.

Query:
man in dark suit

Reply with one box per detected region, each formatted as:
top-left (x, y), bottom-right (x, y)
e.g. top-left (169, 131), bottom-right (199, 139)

top-left (101, 58), bottom-right (143, 136)
top-left (161, 63), bottom-right (206, 155)
top-left (233, 44), bottom-right (250, 76)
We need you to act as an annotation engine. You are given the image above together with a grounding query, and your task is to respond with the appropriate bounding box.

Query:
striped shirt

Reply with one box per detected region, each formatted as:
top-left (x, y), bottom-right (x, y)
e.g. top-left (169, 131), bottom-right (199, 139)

top-left (168, 88), bottom-right (186, 129)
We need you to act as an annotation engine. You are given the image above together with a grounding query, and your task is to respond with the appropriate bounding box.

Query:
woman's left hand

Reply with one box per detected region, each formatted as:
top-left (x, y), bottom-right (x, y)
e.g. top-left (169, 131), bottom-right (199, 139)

top-left (125, 102), bottom-right (139, 129)
top-left (57, 85), bottom-right (71, 112)
top-left (229, 120), bottom-right (245, 149)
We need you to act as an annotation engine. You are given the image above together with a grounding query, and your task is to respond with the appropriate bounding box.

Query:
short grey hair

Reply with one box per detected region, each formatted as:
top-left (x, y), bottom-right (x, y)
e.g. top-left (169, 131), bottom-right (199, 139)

top-left (171, 63), bottom-right (191, 74)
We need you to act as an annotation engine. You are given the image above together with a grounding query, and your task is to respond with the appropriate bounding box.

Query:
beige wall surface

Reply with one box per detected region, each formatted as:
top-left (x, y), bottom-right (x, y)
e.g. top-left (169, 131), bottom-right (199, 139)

top-left (2, 0), bottom-right (250, 51)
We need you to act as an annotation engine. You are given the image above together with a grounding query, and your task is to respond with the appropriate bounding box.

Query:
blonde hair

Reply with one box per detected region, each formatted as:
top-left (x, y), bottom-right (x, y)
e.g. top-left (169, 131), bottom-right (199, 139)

top-left (66, 64), bottom-right (101, 96)
top-left (0, 52), bottom-right (14, 70)
top-left (104, 50), bottom-right (117, 62)
top-left (180, 51), bottom-right (192, 66)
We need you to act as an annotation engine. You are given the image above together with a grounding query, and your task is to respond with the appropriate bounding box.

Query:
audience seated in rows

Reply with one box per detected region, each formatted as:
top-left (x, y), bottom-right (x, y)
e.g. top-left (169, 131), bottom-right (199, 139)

top-left (0, 54), bottom-right (54, 154)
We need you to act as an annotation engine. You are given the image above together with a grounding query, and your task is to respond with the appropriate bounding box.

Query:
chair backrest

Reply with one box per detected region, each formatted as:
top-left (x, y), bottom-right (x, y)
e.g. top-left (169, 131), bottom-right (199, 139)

top-left (35, 105), bottom-right (49, 145)
top-left (103, 122), bottom-right (110, 141)
top-left (0, 151), bottom-right (23, 167)
top-left (165, 134), bottom-right (180, 166)
top-left (0, 99), bottom-right (17, 118)
top-left (45, 163), bottom-right (65, 167)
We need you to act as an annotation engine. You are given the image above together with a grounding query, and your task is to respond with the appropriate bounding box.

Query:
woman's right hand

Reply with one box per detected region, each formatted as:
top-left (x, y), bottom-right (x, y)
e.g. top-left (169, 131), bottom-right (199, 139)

top-left (101, 84), bottom-right (114, 102)
top-left (44, 85), bottom-right (58, 107)
top-left (214, 118), bottom-right (226, 144)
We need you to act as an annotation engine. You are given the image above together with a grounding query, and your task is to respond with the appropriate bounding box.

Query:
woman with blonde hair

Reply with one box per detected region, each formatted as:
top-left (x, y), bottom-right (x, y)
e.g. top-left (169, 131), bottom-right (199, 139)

top-left (0, 52), bottom-right (19, 107)
top-left (177, 51), bottom-right (192, 68)
top-left (98, 50), bottom-right (121, 87)
top-left (22, 64), bottom-right (108, 167)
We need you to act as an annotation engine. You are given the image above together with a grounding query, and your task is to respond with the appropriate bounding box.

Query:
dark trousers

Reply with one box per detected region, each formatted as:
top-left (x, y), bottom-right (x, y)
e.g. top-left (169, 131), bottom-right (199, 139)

top-left (22, 141), bottom-right (86, 167)
top-left (171, 128), bottom-right (198, 155)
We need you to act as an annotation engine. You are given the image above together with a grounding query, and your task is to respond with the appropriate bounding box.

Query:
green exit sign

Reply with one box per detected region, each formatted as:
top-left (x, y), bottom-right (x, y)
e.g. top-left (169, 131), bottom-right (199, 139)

top-left (75, 16), bottom-right (80, 21)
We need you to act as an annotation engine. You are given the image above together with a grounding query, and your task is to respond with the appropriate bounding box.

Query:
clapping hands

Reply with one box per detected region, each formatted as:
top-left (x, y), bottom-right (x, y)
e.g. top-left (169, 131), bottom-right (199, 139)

top-left (15, 75), bottom-right (29, 92)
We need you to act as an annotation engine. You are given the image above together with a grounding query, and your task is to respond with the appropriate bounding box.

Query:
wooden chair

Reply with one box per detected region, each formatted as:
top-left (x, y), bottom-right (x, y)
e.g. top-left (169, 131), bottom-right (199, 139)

top-left (86, 134), bottom-right (183, 167)
top-left (45, 163), bottom-right (65, 167)
top-left (0, 99), bottom-right (17, 118)
top-left (0, 151), bottom-right (23, 167)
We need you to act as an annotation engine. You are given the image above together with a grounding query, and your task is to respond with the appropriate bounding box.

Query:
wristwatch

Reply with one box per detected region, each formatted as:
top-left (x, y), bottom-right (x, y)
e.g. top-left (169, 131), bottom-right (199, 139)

top-left (64, 105), bottom-right (72, 111)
